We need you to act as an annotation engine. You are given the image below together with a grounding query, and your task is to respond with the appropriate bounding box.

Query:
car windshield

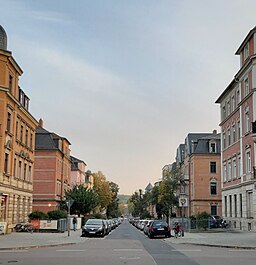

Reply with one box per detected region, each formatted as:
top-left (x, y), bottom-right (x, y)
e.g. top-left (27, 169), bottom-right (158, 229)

top-left (152, 221), bottom-right (168, 227)
top-left (86, 219), bottom-right (102, 225)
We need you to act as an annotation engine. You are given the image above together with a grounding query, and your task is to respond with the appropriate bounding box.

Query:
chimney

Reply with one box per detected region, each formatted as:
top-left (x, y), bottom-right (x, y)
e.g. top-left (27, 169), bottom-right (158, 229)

top-left (213, 129), bottom-right (217, 135)
top-left (39, 118), bottom-right (44, 128)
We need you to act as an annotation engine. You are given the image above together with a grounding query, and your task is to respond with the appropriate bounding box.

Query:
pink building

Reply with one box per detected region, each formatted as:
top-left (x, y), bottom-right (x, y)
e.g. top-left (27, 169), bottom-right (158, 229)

top-left (216, 27), bottom-right (256, 231)
top-left (70, 156), bottom-right (86, 186)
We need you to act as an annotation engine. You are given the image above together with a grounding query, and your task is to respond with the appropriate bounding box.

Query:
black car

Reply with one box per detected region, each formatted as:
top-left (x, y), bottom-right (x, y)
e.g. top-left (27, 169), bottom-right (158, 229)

top-left (148, 220), bottom-right (171, 239)
top-left (82, 219), bottom-right (107, 237)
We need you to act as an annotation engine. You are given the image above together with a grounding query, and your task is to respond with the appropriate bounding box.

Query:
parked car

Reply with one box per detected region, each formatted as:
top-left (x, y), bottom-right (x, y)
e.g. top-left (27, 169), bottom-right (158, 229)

top-left (148, 220), bottom-right (171, 239)
top-left (143, 220), bottom-right (153, 236)
top-left (209, 215), bottom-right (222, 228)
top-left (82, 219), bottom-right (107, 237)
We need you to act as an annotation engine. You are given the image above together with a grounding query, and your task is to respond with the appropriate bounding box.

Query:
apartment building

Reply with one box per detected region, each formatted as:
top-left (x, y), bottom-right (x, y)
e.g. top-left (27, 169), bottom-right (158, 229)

top-left (70, 156), bottom-right (92, 188)
top-left (0, 25), bottom-right (38, 226)
top-left (33, 119), bottom-right (71, 213)
top-left (175, 132), bottom-right (222, 217)
top-left (216, 26), bottom-right (256, 231)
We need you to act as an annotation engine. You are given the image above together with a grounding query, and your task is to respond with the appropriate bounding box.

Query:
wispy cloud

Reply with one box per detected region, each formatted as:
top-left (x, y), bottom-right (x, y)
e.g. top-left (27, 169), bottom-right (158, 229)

top-left (29, 10), bottom-right (71, 25)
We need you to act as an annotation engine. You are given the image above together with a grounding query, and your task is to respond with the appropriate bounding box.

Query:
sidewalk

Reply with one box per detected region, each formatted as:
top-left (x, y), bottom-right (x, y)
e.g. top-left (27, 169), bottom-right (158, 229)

top-left (0, 229), bottom-right (86, 250)
top-left (165, 230), bottom-right (256, 249)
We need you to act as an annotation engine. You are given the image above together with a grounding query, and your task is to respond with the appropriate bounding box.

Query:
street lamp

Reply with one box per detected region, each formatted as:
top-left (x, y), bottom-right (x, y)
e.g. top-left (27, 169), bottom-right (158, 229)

top-left (66, 199), bottom-right (74, 236)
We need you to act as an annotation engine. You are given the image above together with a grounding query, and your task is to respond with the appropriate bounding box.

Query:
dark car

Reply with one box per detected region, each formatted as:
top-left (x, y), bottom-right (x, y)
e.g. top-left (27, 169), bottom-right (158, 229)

top-left (82, 219), bottom-right (106, 237)
top-left (148, 220), bottom-right (171, 239)
top-left (209, 215), bottom-right (222, 228)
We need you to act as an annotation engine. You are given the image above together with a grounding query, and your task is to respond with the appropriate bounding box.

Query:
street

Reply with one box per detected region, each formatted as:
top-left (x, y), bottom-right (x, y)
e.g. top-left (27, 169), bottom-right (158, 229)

top-left (1, 220), bottom-right (256, 265)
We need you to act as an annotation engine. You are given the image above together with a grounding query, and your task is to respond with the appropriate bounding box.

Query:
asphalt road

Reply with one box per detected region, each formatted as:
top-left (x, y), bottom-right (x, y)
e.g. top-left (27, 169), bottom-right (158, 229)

top-left (1, 220), bottom-right (256, 265)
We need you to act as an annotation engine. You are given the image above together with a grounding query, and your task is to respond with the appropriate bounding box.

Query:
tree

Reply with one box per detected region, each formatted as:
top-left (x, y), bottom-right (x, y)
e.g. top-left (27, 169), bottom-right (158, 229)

top-left (106, 182), bottom-right (120, 218)
top-left (65, 184), bottom-right (98, 216)
top-left (158, 167), bottom-right (180, 221)
top-left (128, 190), bottom-right (150, 218)
top-left (92, 171), bottom-right (113, 211)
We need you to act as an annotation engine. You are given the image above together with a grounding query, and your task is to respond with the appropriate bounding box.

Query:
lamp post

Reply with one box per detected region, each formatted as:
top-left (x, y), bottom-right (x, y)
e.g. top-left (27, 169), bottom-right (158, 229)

top-left (66, 199), bottom-right (74, 236)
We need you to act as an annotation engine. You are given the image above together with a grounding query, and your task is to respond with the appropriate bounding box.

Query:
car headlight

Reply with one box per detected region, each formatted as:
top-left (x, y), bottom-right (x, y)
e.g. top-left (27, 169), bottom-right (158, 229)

top-left (98, 226), bottom-right (103, 231)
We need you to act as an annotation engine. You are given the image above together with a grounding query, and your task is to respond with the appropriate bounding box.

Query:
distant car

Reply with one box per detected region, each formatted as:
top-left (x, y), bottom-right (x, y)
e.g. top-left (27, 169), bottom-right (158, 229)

top-left (82, 219), bottom-right (107, 237)
top-left (148, 220), bottom-right (171, 239)
top-left (209, 215), bottom-right (222, 228)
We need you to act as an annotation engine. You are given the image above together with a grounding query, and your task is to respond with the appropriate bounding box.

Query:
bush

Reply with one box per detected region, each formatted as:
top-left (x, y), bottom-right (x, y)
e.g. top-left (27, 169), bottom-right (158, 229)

top-left (196, 211), bottom-right (210, 220)
top-left (47, 210), bottom-right (67, 220)
top-left (29, 210), bottom-right (48, 220)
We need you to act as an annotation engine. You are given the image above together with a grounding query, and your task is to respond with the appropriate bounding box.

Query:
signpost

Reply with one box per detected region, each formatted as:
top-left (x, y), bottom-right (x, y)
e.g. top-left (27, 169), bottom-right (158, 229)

top-left (66, 200), bottom-right (74, 236)
top-left (179, 198), bottom-right (187, 237)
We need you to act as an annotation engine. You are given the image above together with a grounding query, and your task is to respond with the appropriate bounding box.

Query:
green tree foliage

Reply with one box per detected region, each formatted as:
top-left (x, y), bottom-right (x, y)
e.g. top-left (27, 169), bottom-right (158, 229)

top-left (28, 210), bottom-right (48, 220)
top-left (92, 171), bottom-right (113, 211)
top-left (65, 184), bottom-right (98, 215)
top-left (47, 210), bottom-right (67, 219)
top-left (158, 167), bottom-right (180, 219)
top-left (128, 189), bottom-right (150, 218)
top-left (106, 181), bottom-right (121, 218)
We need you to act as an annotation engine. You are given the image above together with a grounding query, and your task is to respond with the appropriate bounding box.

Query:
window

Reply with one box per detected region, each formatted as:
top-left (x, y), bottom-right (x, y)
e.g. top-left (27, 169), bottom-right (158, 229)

top-left (20, 125), bottom-right (23, 142)
top-left (238, 120), bottom-right (241, 139)
top-left (224, 196), bottom-right (227, 217)
top-left (14, 158), bottom-right (16, 177)
top-left (15, 121), bottom-right (18, 139)
top-left (231, 96), bottom-right (235, 111)
top-left (9, 75), bottom-right (13, 93)
top-left (30, 133), bottom-right (33, 149)
top-left (245, 108), bottom-right (250, 133)
top-left (244, 77), bottom-right (249, 96)
top-left (210, 162), bottom-right (217, 173)
top-left (223, 163), bottom-right (227, 182)
top-left (227, 100), bottom-right (230, 115)
top-left (210, 182), bottom-right (217, 195)
top-left (232, 159), bottom-right (237, 179)
top-left (232, 124), bottom-right (236, 143)
top-left (247, 191), bottom-right (253, 218)
top-left (24, 164), bottom-right (27, 180)
top-left (240, 194), bottom-right (243, 217)
top-left (4, 153), bottom-right (9, 173)
top-left (246, 150), bottom-right (251, 173)
top-left (25, 129), bottom-right (28, 146)
top-left (223, 131), bottom-right (226, 149)
top-left (211, 205), bottom-right (217, 215)
top-left (228, 160), bottom-right (232, 181)
top-left (222, 105), bottom-right (226, 119)
top-left (234, 194), bottom-right (237, 217)
top-left (227, 128), bottom-right (231, 146)
top-left (244, 43), bottom-right (249, 60)
top-left (238, 155), bottom-right (241, 177)
top-left (18, 161), bottom-right (22, 179)
top-left (229, 195), bottom-right (232, 217)
top-left (210, 142), bottom-right (216, 153)
top-left (237, 89), bottom-right (240, 104)
top-left (28, 166), bottom-right (32, 182)
top-left (7, 112), bottom-right (11, 132)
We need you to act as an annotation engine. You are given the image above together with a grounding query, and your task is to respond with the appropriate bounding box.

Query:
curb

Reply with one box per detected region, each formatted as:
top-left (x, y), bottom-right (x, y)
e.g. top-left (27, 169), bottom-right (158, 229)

top-left (164, 239), bottom-right (256, 250)
top-left (0, 242), bottom-right (77, 251)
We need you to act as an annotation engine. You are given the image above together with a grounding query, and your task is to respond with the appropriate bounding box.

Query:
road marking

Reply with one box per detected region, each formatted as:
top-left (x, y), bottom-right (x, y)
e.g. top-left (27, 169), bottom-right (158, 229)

top-left (171, 249), bottom-right (202, 252)
top-left (120, 257), bottom-right (140, 260)
top-left (228, 249), bottom-right (255, 252)
top-left (56, 249), bottom-right (85, 252)
top-left (0, 250), bottom-right (28, 253)
top-left (114, 249), bottom-right (143, 252)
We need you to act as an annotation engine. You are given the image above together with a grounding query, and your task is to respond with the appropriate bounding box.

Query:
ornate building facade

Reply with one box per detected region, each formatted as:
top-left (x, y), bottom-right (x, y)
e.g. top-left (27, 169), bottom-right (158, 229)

top-left (0, 25), bottom-right (38, 227)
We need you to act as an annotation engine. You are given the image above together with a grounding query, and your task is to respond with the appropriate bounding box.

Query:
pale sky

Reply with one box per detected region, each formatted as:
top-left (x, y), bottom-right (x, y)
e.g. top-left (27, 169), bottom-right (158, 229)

top-left (1, 0), bottom-right (256, 194)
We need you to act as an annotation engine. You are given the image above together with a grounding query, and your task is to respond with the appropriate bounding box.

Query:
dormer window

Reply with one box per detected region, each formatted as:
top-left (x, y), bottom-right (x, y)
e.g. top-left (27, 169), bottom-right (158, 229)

top-left (209, 142), bottom-right (216, 153)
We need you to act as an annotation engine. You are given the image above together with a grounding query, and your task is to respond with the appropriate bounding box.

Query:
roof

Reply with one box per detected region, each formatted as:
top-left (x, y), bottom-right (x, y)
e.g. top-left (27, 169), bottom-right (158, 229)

top-left (215, 79), bottom-right (236, 103)
top-left (235, 26), bottom-right (256, 55)
top-left (185, 133), bottom-right (221, 155)
top-left (0, 25), bottom-right (7, 50)
top-left (35, 126), bottom-right (71, 150)
top-left (70, 156), bottom-right (87, 170)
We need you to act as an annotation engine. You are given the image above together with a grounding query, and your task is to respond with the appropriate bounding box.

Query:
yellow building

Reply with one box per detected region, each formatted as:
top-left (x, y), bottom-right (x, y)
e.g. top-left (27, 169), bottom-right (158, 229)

top-left (0, 25), bottom-right (38, 228)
